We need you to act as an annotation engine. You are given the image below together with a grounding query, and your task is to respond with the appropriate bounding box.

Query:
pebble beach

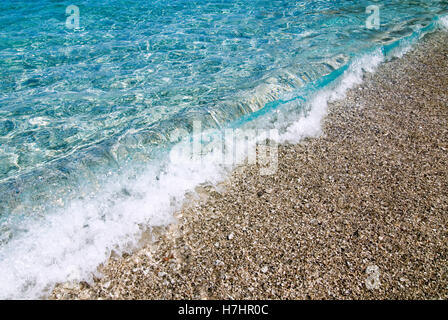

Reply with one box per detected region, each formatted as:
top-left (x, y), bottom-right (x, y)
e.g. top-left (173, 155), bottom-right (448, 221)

top-left (52, 31), bottom-right (448, 300)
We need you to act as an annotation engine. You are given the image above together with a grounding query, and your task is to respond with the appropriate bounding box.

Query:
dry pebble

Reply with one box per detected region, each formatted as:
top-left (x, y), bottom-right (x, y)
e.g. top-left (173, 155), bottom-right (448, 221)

top-left (52, 32), bottom-right (448, 300)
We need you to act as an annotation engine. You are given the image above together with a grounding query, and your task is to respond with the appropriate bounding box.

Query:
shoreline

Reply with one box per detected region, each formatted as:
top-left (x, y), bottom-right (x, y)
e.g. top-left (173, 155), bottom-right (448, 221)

top-left (52, 31), bottom-right (448, 300)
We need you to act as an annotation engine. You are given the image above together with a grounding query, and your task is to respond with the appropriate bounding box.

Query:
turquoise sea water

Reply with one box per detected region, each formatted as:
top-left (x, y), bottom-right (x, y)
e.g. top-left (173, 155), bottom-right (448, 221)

top-left (0, 0), bottom-right (447, 298)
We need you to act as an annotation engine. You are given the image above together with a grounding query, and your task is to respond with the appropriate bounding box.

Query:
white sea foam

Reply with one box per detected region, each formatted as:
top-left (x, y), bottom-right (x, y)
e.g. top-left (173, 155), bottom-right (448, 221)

top-left (0, 162), bottom-right (228, 299)
top-left (439, 15), bottom-right (448, 30)
top-left (279, 50), bottom-right (384, 144)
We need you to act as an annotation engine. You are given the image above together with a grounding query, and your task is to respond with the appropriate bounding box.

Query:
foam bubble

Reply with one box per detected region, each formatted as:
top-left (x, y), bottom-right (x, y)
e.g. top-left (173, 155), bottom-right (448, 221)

top-left (439, 15), bottom-right (448, 30)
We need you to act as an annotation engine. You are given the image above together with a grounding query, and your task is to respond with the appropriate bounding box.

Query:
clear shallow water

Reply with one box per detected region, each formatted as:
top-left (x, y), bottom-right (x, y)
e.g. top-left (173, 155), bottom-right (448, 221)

top-left (0, 0), bottom-right (447, 298)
